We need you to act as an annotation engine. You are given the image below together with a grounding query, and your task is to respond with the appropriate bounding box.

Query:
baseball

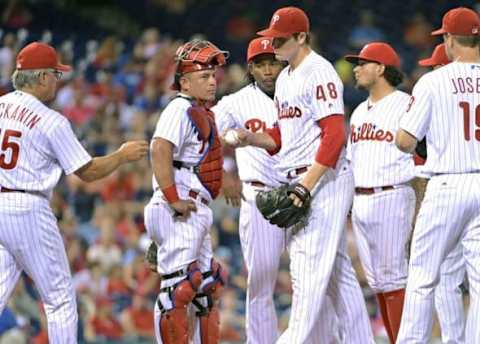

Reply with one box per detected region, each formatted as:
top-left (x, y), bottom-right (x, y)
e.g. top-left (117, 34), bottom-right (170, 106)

top-left (224, 130), bottom-right (240, 145)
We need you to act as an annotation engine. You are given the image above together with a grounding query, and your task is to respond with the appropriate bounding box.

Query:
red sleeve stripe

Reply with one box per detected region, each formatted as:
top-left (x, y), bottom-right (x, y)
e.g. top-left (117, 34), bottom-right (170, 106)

top-left (315, 114), bottom-right (346, 168)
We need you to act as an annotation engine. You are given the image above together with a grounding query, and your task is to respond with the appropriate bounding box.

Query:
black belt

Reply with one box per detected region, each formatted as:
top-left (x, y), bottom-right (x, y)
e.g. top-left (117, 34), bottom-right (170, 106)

top-left (355, 186), bottom-right (394, 195)
top-left (173, 160), bottom-right (198, 173)
top-left (286, 166), bottom-right (309, 179)
top-left (0, 187), bottom-right (25, 193)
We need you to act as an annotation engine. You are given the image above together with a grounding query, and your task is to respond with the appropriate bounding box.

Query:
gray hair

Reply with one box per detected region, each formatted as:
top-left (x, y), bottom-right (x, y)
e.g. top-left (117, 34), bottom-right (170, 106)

top-left (11, 69), bottom-right (51, 90)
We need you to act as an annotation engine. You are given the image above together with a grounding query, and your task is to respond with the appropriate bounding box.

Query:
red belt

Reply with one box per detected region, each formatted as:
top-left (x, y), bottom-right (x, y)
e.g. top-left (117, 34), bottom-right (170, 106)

top-left (355, 185), bottom-right (394, 195)
top-left (287, 166), bottom-right (308, 179)
top-left (248, 181), bottom-right (266, 188)
top-left (0, 187), bottom-right (25, 193)
top-left (188, 190), bottom-right (209, 205)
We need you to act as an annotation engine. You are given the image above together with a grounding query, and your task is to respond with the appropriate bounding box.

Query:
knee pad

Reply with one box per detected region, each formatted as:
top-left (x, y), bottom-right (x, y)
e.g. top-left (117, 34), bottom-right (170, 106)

top-left (195, 259), bottom-right (228, 344)
top-left (158, 262), bottom-right (203, 344)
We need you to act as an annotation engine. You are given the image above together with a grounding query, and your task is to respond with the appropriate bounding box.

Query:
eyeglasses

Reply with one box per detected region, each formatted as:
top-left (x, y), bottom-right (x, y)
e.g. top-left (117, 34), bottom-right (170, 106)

top-left (272, 36), bottom-right (291, 49)
top-left (44, 70), bottom-right (63, 80)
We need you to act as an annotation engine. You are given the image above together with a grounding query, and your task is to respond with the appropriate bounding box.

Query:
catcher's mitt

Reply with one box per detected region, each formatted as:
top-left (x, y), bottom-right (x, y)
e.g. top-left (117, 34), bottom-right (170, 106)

top-left (145, 241), bottom-right (158, 272)
top-left (255, 183), bottom-right (311, 229)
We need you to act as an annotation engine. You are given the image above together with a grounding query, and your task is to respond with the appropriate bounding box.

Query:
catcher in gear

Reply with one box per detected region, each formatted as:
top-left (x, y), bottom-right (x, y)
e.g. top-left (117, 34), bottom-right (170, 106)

top-left (256, 183), bottom-right (311, 229)
top-left (144, 39), bottom-right (229, 344)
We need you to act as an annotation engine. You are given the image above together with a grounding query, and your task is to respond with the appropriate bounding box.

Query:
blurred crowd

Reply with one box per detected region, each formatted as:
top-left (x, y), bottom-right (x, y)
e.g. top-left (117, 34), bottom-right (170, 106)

top-left (0, 0), bottom-right (475, 342)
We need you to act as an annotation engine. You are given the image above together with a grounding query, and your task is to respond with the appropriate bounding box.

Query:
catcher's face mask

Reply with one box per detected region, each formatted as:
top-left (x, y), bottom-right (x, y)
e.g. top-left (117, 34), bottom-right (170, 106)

top-left (171, 40), bottom-right (229, 91)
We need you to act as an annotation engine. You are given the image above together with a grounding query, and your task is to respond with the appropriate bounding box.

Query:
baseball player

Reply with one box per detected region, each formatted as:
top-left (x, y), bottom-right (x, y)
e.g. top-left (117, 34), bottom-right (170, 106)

top-left (396, 7), bottom-right (480, 343)
top-left (144, 40), bottom-right (229, 344)
top-left (227, 7), bottom-right (374, 343)
top-left (344, 42), bottom-right (416, 343)
top-left (416, 43), bottom-right (466, 343)
top-left (212, 37), bottom-right (286, 344)
top-left (0, 42), bottom-right (148, 343)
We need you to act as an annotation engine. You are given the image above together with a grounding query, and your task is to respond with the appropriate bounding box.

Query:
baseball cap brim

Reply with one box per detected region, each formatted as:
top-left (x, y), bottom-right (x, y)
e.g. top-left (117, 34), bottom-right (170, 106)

top-left (431, 27), bottom-right (446, 36)
top-left (344, 55), bottom-right (380, 65)
top-left (257, 27), bottom-right (292, 38)
top-left (56, 63), bottom-right (72, 72)
top-left (418, 57), bottom-right (435, 67)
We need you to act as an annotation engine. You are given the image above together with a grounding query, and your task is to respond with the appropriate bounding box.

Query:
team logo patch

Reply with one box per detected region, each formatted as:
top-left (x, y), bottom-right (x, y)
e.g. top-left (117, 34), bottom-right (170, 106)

top-left (271, 14), bottom-right (280, 25)
top-left (261, 39), bottom-right (270, 50)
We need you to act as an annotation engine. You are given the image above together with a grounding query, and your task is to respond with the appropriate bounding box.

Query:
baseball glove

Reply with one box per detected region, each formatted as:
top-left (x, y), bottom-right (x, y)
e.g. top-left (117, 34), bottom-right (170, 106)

top-left (255, 183), bottom-right (311, 229)
top-left (145, 241), bottom-right (158, 272)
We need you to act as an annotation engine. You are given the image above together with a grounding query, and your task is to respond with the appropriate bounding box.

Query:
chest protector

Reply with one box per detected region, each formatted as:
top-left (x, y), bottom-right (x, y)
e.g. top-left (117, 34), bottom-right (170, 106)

top-left (185, 102), bottom-right (223, 199)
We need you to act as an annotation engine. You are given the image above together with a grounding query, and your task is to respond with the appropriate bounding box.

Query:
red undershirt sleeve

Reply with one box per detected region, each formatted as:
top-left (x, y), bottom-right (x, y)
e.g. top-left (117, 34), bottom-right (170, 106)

top-left (264, 123), bottom-right (281, 156)
top-left (315, 114), bottom-right (346, 168)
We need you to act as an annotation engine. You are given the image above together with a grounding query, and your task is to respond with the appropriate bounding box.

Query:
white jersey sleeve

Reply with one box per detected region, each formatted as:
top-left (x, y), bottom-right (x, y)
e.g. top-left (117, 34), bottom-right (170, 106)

top-left (213, 95), bottom-right (237, 133)
top-left (307, 69), bottom-right (345, 121)
top-left (399, 77), bottom-right (433, 141)
top-left (153, 98), bottom-right (191, 148)
top-left (48, 117), bottom-right (92, 175)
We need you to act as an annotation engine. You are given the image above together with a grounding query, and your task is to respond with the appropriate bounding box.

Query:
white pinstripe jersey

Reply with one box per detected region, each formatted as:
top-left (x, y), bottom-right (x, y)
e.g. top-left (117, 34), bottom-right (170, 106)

top-left (400, 61), bottom-right (480, 174)
top-left (151, 95), bottom-right (211, 199)
top-left (274, 51), bottom-right (347, 174)
top-left (347, 90), bottom-right (415, 187)
top-left (0, 91), bottom-right (91, 198)
top-left (213, 83), bottom-right (283, 186)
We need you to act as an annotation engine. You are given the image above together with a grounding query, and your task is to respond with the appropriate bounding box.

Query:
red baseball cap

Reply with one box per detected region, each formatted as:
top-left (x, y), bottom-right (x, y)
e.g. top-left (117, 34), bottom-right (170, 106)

top-left (247, 37), bottom-right (275, 63)
top-left (345, 42), bottom-right (401, 68)
top-left (431, 7), bottom-right (480, 36)
top-left (16, 42), bottom-right (72, 72)
top-left (257, 7), bottom-right (310, 38)
top-left (418, 43), bottom-right (450, 67)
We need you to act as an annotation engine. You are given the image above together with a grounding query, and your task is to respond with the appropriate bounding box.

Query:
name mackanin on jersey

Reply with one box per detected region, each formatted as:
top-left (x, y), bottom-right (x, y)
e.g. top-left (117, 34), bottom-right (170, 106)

top-left (0, 102), bottom-right (42, 130)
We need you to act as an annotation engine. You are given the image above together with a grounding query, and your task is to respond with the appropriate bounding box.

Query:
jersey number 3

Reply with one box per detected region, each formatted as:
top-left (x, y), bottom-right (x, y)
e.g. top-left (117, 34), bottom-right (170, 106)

top-left (459, 102), bottom-right (480, 142)
top-left (0, 128), bottom-right (22, 170)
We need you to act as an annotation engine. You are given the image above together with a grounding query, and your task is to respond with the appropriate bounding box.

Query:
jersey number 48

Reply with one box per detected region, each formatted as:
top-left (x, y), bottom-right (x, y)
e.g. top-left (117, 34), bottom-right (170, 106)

top-left (0, 128), bottom-right (22, 170)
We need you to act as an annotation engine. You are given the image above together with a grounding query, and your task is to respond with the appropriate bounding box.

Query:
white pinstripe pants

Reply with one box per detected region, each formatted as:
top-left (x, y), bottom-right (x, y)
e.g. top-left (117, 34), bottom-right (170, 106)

top-left (239, 182), bottom-right (286, 344)
top-left (0, 193), bottom-right (78, 343)
top-left (277, 166), bottom-right (374, 344)
top-left (352, 185), bottom-right (415, 293)
top-left (144, 193), bottom-right (214, 344)
top-left (397, 173), bottom-right (480, 343)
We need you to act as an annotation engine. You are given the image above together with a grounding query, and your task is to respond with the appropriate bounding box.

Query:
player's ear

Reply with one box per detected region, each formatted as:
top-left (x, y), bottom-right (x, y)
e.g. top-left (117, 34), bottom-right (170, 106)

top-left (377, 64), bottom-right (386, 77)
top-left (179, 74), bottom-right (190, 91)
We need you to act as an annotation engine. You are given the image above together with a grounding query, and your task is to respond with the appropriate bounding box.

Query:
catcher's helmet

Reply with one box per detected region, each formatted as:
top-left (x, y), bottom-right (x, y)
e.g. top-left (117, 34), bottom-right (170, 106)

top-left (172, 40), bottom-right (229, 90)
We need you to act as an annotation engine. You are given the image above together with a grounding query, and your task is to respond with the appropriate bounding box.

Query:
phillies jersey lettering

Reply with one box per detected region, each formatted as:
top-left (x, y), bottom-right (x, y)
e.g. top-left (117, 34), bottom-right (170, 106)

top-left (350, 123), bottom-right (394, 143)
top-left (400, 62), bottom-right (480, 174)
top-left (347, 90), bottom-right (415, 187)
top-left (0, 91), bottom-right (92, 198)
top-left (274, 51), bottom-right (346, 174)
top-left (152, 95), bottom-right (212, 199)
top-left (213, 83), bottom-right (282, 186)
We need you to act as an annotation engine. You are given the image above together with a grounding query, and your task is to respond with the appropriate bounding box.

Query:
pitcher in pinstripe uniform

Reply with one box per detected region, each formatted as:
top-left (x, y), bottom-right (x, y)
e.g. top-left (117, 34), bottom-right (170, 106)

top-left (396, 7), bottom-right (480, 343)
top-left (144, 40), bottom-right (229, 344)
top-left (226, 7), bottom-right (374, 343)
top-left (345, 42), bottom-right (416, 343)
top-left (0, 42), bottom-right (148, 343)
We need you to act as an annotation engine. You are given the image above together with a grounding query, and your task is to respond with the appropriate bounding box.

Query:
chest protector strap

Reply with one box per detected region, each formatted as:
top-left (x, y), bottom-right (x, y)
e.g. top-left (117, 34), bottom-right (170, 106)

top-left (181, 97), bottom-right (223, 199)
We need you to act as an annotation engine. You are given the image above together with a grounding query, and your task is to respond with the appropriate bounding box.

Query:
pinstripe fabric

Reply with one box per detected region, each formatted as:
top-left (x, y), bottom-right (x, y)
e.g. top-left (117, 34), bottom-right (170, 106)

top-left (397, 174), bottom-right (480, 343)
top-left (239, 182), bottom-right (285, 344)
top-left (347, 90), bottom-right (415, 187)
top-left (352, 186), bottom-right (415, 293)
top-left (277, 165), bottom-right (374, 344)
top-left (0, 90), bottom-right (93, 343)
top-left (0, 194), bottom-right (78, 343)
top-left (213, 83), bottom-right (285, 343)
top-left (434, 242), bottom-right (466, 343)
top-left (274, 51), bottom-right (347, 175)
top-left (145, 192), bottom-right (213, 344)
